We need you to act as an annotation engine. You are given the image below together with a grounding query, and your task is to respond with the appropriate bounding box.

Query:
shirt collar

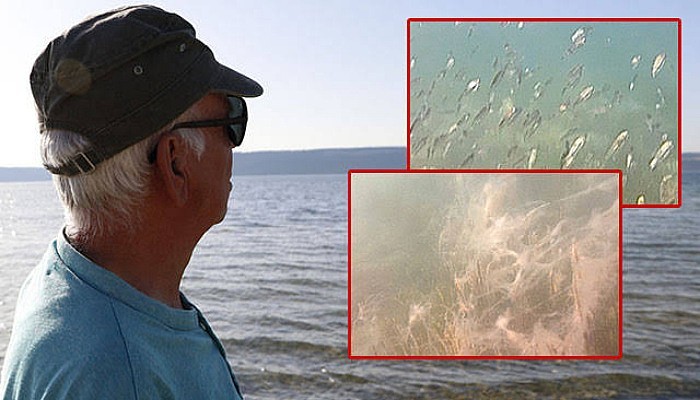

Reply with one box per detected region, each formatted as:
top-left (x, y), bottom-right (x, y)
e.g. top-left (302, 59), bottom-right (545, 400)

top-left (54, 230), bottom-right (201, 331)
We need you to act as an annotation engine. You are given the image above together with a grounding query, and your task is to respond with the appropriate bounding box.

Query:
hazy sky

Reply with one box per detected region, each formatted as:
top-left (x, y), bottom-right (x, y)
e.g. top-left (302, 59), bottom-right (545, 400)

top-left (0, 0), bottom-right (695, 167)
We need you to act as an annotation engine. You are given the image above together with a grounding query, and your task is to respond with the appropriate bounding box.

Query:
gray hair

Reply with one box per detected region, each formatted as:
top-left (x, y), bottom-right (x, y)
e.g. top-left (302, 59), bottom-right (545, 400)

top-left (41, 104), bottom-right (206, 237)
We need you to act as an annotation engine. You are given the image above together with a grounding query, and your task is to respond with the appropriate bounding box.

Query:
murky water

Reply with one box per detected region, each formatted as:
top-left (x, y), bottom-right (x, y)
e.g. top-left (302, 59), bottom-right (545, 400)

top-left (351, 172), bottom-right (619, 357)
top-left (409, 21), bottom-right (678, 205)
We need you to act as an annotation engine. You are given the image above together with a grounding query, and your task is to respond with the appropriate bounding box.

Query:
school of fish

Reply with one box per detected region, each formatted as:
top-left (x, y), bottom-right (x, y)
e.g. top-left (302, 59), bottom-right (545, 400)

top-left (409, 22), bottom-right (678, 204)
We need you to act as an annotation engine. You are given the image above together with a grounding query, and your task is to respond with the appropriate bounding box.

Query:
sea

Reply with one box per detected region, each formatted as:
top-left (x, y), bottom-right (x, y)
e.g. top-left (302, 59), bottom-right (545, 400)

top-left (1, 173), bottom-right (699, 399)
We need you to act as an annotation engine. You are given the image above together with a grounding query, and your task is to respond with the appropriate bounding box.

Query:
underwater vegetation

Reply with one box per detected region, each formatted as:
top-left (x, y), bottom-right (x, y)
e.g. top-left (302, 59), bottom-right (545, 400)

top-left (351, 173), bottom-right (619, 356)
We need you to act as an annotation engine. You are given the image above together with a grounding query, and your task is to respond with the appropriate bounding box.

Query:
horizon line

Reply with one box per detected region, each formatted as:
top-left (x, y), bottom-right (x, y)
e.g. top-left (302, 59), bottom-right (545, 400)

top-left (0, 146), bottom-right (408, 169)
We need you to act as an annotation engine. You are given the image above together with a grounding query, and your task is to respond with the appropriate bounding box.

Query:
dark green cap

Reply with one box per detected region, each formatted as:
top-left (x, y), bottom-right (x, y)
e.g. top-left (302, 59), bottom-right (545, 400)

top-left (31, 4), bottom-right (263, 176)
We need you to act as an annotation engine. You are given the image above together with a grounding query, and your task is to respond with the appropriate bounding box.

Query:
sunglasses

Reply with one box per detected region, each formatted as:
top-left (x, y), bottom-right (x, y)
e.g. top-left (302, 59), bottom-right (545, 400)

top-left (149, 95), bottom-right (247, 162)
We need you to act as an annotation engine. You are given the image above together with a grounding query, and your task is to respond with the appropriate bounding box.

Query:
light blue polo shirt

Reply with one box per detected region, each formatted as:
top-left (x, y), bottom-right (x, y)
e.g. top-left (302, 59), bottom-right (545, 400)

top-left (0, 233), bottom-right (243, 399)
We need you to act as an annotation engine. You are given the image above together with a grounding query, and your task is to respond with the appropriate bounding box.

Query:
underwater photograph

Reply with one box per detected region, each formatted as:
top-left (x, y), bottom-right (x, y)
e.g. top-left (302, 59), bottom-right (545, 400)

top-left (409, 20), bottom-right (679, 206)
top-left (350, 172), bottom-right (620, 357)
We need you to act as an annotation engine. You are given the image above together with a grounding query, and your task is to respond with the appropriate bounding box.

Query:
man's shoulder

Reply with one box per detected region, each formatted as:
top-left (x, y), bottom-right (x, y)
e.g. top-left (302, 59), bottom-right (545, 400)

top-left (2, 250), bottom-right (133, 376)
top-left (13, 249), bottom-right (126, 347)
top-left (1, 245), bottom-right (137, 399)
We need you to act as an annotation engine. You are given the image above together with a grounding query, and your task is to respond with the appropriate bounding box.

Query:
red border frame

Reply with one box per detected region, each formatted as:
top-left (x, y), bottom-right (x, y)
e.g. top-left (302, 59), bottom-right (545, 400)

top-left (406, 18), bottom-right (682, 209)
top-left (348, 169), bottom-right (623, 360)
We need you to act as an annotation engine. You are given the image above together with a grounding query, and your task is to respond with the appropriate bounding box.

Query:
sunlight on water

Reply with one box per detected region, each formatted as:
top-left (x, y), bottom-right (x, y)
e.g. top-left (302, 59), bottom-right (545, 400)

top-left (351, 173), bottom-right (619, 356)
top-left (409, 21), bottom-right (678, 205)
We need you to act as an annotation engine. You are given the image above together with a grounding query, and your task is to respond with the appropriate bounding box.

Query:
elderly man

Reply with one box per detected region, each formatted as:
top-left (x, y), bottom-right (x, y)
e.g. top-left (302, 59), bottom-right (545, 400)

top-left (0, 5), bottom-right (261, 399)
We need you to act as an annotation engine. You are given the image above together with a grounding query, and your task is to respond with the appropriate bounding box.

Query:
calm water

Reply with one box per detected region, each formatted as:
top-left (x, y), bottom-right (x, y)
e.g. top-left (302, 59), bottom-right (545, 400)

top-left (410, 22), bottom-right (679, 205)
top-left (1, 173), bottom-right (699, 399)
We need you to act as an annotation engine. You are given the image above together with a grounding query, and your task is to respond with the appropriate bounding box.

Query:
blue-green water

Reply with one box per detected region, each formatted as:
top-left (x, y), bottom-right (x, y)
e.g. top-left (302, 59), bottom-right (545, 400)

top-left (410, 21), bottom-right (678, 205)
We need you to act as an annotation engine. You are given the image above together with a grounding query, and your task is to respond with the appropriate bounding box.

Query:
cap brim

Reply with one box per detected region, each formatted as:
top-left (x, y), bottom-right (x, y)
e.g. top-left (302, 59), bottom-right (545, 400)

top-left (212, 64), bottom-right (263, 98)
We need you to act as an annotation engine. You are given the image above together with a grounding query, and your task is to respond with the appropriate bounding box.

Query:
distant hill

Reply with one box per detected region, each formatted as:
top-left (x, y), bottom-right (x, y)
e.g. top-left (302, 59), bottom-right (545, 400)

top-left (0, 147), bottom-right (407, 182)
top-left (2, 150), bottom-right (698, 182)
top-left (0, 167), bottom-right (52, 182)
top-left (683, 152), bottom-right (700, 172)
top-left (234, 147), bottom-right (405, 175)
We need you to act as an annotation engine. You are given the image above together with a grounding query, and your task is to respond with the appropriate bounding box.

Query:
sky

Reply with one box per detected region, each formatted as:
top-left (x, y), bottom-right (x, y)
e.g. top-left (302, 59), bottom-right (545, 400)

top-left (0, 0), bottom-right (696, 167)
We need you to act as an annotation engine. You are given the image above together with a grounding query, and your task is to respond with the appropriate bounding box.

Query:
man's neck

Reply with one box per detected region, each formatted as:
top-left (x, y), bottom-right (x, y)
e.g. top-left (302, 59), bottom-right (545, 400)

top-left (66, 223), bottom-right (198, 309)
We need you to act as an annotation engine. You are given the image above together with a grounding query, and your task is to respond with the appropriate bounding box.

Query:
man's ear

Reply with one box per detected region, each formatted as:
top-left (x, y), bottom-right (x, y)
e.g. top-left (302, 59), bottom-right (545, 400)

top-left (155, 133), bottom-right (190, 207)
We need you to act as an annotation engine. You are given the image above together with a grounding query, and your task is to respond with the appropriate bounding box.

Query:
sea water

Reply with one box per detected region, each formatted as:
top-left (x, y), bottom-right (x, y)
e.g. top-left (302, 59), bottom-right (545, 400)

top-left (410, 22), bottom-right (678, 205)
top-left (1, 173), bottom-right (698, 399)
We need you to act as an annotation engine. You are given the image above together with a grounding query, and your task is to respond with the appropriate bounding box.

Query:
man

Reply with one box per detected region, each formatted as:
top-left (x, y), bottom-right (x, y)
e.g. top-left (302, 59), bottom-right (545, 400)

top-left (0, 5), bottom-right (262, 399)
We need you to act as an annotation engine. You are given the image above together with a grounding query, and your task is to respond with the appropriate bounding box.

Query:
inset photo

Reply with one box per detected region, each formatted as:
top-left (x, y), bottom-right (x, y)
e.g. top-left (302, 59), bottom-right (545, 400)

top-left (408, 19), bottom-right (679, 207)
top-left (349, 170), bottom-right (621, 358)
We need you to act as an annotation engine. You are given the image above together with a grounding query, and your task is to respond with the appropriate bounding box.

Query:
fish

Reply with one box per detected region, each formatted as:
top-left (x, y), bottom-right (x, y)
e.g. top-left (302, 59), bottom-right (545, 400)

top-left (445, 52), bottom-right (455, 70)
top-left (523, 66), bottom-right (537, 80)
top-left (609, 90), bottom-right (623, 109)
top-left (498, 105), bottom-right (521, 128)
top-left (636, 195), bottom-right (645, 205)
top-left (523, 112), bottom-right (541, 140)
top-left (436, 69), bottom-right (447, 80)
top-left (533, 81), bottom-right (545, 100)
top-left (472, 105), bottom-right (489, 127)
top-left (508, 107), bottom-right (522, 126)
top-left (652, 52), bottom-right (666, 78)
top-left (461, 112), bottom-right (471, 126)
top-left (573, 85), bottom-right (594, 107)
top-left (490, 68), bottom-right (505, 88)
top-left (459, 152), bottom-right (475, 168)
top-left (562, 64), bottom-right (584, 96)
top-left (522, 109), bottom-right (541, 128)
top-left (656, 87), bottom-right (666, 109)
top-left (412, 136), bottom-right (428, 154)
top-left (566, 26), bottom-right (592, 55)
top-left (456, 89), bottom-right (468, 103)
top-left (442, 141), bottom-right (452, 158)
top-left (571, 27), bottom-right (587, 43)
top-left (410, 57), bottom-right (416, 70)
top-left (604, 130), bottom-right (629, 160)
top-left (629, 73), bottom-right (638, 91)
top-left (447, 122), bottom-right (460, 135)
top-left (660, 174), bottom-right (676, 204)
top-left (503, 43), bottom-right (516, 58)
top-left (467, 78), bottom-right (480, 92)
top-left (631, 54), bottom-right (641, 69)
top-left (409, 115), bottom-right (421, 134)
top-left (488, 92), bottom-right (496, 111)
top-left (527, 148), bottom-right (537, 169)
top-left (645, 114), bottom-right (654, 134)
top-left (559, 101), bottom-right (570, 113)
top-left (561, 136), bottom-right (586, 168)
top-left (517, 21), bottom-right (524, 30)
top-left (648, 140), bottom-right (673, 171)
top-left (424, 138), bottom-right (434, 159)
top-left (560, 127), bottom-right (579, 143)
top-left (567, 63), bottom-right (584, 78)
top-left (626, 153), bottom-right (633, 170)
